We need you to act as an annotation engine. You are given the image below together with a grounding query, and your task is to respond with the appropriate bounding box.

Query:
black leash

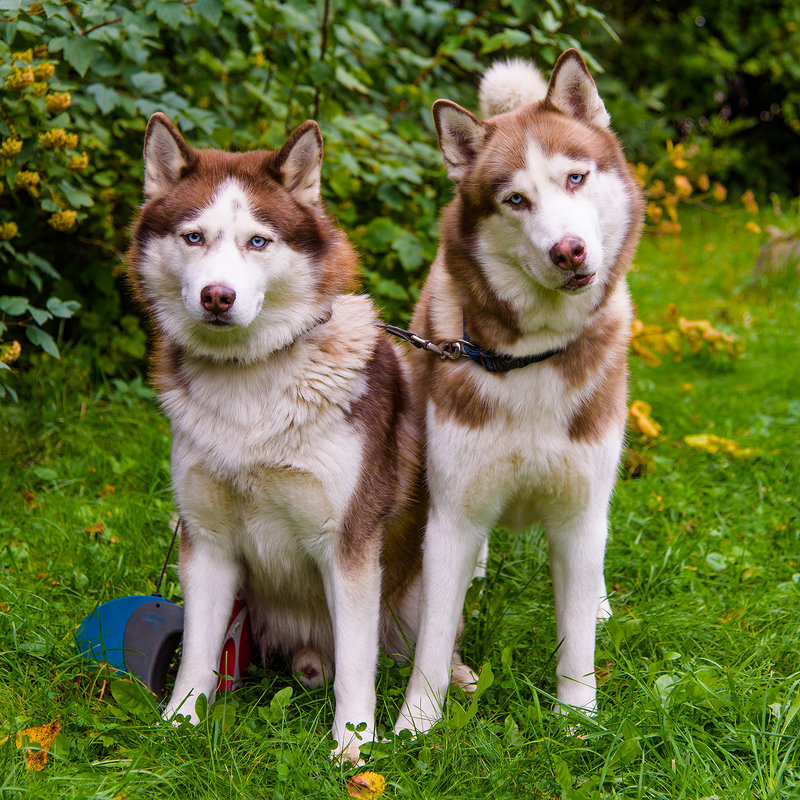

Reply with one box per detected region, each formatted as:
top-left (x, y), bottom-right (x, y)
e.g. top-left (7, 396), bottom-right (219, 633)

top-left (154, 516), bottom-right (181, 597)
top-left (378, 315), bottom-right (565, 374)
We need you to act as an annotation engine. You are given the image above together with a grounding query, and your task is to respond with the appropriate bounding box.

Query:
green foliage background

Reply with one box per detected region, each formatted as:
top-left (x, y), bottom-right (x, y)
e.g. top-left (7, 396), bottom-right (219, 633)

top-left (1, 0), bottom-right (798, 392)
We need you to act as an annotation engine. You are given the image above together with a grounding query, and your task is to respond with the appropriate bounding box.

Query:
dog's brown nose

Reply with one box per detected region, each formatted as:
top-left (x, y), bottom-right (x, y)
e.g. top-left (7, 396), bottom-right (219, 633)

top-left (549, 236), bottom-right (587, 270)
top-left (201, 284), bottom-right (236, 314)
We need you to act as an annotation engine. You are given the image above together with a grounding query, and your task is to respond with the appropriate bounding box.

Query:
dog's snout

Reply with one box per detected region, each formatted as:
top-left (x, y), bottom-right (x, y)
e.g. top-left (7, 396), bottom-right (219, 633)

top-left (549, 236), bottom-right (587, 270)
top-left (201, 284), bottom-right (236, 314)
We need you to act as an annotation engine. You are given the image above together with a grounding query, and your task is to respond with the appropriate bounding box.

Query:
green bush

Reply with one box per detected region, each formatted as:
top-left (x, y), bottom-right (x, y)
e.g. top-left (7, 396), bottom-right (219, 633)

top-left (1, 0), bottom-right (797, 398)
top-left (599, 0), bottom-right (800, 197)
top-left (0, 0), bottom-right (621, 394)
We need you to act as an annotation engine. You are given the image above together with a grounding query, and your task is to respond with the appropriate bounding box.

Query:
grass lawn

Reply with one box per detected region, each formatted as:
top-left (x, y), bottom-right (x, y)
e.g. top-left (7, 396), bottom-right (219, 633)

top-left (1, 205), bottom-right (798, 798)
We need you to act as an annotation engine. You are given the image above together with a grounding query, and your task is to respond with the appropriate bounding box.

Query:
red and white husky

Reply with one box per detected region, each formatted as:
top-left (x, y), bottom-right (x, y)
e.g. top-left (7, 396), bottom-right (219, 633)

top-left (128, 115), bottom-right (436, 761)
top-left (394, 50), bottom-right (644, 733)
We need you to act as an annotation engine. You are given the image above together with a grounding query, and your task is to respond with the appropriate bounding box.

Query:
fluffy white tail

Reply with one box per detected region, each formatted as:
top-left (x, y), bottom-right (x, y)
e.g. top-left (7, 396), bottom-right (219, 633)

top-left (478, 58), bottom-right (548, 118)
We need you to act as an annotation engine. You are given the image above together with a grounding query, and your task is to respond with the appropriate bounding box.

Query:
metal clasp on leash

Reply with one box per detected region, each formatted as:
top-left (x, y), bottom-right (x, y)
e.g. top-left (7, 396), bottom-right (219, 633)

top-left (378, 322), bottom-right (466, 361)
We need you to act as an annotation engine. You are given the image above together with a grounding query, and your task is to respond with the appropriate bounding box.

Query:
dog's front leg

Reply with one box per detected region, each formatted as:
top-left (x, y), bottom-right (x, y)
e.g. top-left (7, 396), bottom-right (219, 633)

top-left (546, 504), bottom-right (609, 714)
top-left (323, 551), bottom-right (381, 763)
top-left (163, 535), bottom-right (241, 725)
top-left (394, 506), bottom-right (486, 735)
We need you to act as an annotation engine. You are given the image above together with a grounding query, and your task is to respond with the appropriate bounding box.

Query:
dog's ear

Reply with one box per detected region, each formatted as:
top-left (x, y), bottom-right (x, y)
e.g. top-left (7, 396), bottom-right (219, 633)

top-left (143, 113), bottom-right (193, 201)
top-left (433, 100), bottom-right (489, 184)
top-left (275, 120), bottom-right (323, 205)
top-left (546, 49), bottom-right (610, 129)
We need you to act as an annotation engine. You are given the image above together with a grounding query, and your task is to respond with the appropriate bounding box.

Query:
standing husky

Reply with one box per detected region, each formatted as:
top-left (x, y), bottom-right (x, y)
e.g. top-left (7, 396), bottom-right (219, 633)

top-left (394, 50), bottom-right (644, 733)
top-left (128, 114), bottom-right (429, 761)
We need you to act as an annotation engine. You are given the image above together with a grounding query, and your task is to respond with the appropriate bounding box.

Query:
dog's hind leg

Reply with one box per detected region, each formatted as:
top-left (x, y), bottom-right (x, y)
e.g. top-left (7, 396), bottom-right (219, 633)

top-left (450, 652), bottom-right (478, 692)
top-left (292, 647), bottom-right (333, 690)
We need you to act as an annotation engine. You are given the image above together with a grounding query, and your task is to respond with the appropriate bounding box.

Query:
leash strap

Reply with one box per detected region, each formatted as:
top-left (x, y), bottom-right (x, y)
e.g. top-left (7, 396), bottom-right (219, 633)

top-left (378, 320), bottom-right (564, 373)
top-left (154, 516), bottom-right (181, 597)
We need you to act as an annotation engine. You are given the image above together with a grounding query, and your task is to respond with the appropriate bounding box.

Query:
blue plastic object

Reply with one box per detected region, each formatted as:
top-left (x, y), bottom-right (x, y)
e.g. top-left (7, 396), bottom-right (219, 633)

top-left (76, 595), bottom-right (184, 696)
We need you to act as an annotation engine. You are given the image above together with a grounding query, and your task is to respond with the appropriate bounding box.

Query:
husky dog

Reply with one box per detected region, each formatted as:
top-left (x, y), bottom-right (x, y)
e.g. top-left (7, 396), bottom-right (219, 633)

top-left (128, 114), bottom-right (433, 761)
top-left (394, 50), bottom-right (644, 733)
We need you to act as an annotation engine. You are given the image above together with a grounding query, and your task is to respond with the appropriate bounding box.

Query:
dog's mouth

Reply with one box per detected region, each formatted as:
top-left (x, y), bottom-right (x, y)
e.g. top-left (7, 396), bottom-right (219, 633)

top-left (560, 272), bottom-right (596, 292)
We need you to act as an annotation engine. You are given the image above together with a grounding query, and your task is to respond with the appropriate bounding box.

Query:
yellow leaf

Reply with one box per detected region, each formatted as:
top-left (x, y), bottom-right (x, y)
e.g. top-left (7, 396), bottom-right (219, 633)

top-left (15, 719), bottom-right (60, 771)
top-left (347, 772), bottom-right (387, 799)
top-left (683, 434), bottom-right (762, 459)
top-left (628, 401), bottom-right (662, 439)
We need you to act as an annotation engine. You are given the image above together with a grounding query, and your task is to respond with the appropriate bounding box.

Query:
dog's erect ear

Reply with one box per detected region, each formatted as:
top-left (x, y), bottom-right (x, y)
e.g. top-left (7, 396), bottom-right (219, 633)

top-left (274, 120), bottom-right (323, 205)
top-left (546, 49), bottom-right (610, 129)
top-left (143, 113), bottom-right (193, 201)
top-left (433, 100), bottom-right (489, 184)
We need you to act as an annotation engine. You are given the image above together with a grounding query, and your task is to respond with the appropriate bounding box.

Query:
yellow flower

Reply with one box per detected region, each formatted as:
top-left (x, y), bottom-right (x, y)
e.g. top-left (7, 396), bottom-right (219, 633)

top-left (673, 174), bottom-right (693, 198)
top-left (657, 220), bottom-right (682, 236)
top-left (48, 210), bottom-right (77, 231)
top-left (741, 189), bottom-right (759, 215)
top-left (1, 137), bottom-right (23, 159)
top-left (14, 170), bottom-right (41, 188)
top-left (646, 202), bottom-right (663, 223)
top-left (0, 340), bottom-right (22, 364)
top-left (30, 81), bottom-right (48, 97)
top-left (33, 62), bottom-right (55, 81)
top-left (745, 221), bottom-right (762, 234)
top-left (712, 182), bottom-right (727, 202)
top-left (12, 49), bottom-right (34, 63)
top-left (0, 222), bottom-right (19, 240)
top-left (45, 92), bottom-right (72, 114)
top-left (5, 67), bottom-right (35, 91)
top-left (66, 152), bottom-right (89, 171)
top-left (697, 174), bottom-right (710, 192)
top-left (38, 128), bottom-right (79, 150)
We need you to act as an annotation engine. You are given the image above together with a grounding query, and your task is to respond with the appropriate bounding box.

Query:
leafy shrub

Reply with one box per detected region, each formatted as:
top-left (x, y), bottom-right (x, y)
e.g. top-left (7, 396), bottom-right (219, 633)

top-left (1, 0), bottom-right (796, 399)
top-left (0, 0), bottom-right (621, 396)
top-left (599, 0), bottom-right (800, 197)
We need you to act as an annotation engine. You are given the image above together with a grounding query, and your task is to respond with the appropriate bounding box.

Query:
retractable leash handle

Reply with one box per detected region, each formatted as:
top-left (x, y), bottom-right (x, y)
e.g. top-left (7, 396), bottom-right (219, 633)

top-left (76, 520), bottom-right (252, 696)
top-left (76, 595), bottom-right (184, 696)
top-left (76, 597), bottom-right (252, 696)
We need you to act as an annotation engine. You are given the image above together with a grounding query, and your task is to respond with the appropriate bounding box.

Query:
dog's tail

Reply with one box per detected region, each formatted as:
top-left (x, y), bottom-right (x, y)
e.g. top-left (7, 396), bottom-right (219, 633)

top-left (478, 58), bottom-right (548, 118)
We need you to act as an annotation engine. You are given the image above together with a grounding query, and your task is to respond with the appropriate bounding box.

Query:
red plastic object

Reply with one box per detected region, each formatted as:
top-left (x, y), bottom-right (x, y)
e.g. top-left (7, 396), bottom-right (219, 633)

top-left (217, 599), bottom-right (252, 692)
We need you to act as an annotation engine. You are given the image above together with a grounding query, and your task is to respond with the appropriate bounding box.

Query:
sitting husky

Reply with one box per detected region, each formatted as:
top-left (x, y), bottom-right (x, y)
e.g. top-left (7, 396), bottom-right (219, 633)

top-left (128, 114), bottom-right (433, 761)
top-left (394, 50), bottom-right (644, 733)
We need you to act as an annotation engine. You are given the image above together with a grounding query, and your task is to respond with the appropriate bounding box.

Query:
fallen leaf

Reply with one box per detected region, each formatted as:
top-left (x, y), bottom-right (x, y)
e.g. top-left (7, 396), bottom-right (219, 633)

top-left (15, 718), bottom-right (60, 771)
top-left (628, 401), bottom-right (662, 439)
top-left (684, 433), bottom-right (762, 459)
top-left (347, 771), bottom-right (387, 798)
top-left (84, 521), bottom-right (105, 539)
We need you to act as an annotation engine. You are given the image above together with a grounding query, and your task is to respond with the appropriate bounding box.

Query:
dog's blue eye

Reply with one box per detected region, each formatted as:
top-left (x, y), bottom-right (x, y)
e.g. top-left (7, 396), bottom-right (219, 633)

top-left (184, 232), bottom-right (203, 245)
top-left (569, 173), bottom-right (586, 186)
top-left (249, 236), bottom-right (269, 249)
top-left (507, 193), bottom-right (525, 206)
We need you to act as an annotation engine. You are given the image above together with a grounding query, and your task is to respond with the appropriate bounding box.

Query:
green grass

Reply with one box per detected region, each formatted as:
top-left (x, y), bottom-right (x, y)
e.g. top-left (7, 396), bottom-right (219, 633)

top-left (2, 205), bottom-right (799, 798)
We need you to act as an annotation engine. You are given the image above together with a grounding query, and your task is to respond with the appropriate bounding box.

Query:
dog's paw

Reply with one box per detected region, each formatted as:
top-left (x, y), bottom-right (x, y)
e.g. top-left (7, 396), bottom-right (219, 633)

top-left (596, 597), bottom-right (612, 623)
top-left (393, 696), bottom-right (442, 737)
top-left (450, 662), bottom-right (479, 693)
top-left (162, 692), bottom-right (203, 726)
top-left (330, 723), bottom-right (373, 767)
top-left (292, 647), bottom-right (331, 690)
